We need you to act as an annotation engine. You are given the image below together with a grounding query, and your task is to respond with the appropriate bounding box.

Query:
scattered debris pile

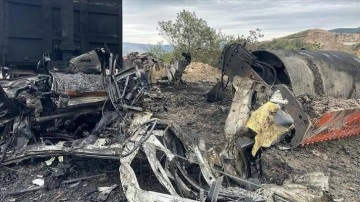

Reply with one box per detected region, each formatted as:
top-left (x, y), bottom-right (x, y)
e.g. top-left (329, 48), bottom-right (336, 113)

top-left (0, 48), bottom-right (262, 201)
top-left (123, 52), bottom-right (191, 85)
top-left (2, 45), bottom-right (360, 201)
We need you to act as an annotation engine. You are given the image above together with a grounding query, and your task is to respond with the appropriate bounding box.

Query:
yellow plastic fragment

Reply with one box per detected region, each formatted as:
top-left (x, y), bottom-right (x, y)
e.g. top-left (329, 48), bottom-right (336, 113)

top-left (246, 102), bottom-right (291, 156)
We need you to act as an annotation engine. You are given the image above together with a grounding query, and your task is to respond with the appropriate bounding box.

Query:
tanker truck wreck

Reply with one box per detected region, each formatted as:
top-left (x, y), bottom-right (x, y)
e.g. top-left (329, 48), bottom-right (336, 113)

top-left (1, 45), bottom-right (360, 201)
top-left (206, 43), bottom-right (360, 184)
top-left (210, 43), bottom-right (360, 146)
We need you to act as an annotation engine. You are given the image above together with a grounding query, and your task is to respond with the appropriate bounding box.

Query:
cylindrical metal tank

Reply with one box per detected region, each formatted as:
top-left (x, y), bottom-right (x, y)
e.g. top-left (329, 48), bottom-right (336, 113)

top-left (252, 50), bottom-right (360, 99)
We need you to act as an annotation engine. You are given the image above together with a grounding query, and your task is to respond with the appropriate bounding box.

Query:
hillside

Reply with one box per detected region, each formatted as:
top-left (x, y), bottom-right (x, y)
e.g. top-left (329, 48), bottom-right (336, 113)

top-left (261, 29), bottom-right (360, 57)
top-left (330, 27), bottom-right (360, 34)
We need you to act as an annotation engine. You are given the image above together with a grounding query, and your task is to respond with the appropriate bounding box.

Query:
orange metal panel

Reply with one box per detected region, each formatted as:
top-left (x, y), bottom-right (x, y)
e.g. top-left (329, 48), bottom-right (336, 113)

top-left (302, 109), bottom-right (360, 145)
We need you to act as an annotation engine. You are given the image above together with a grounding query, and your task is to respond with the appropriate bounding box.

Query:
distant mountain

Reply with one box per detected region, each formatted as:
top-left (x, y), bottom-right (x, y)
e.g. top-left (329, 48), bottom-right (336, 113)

top-left (122, 42), bottom-right (173, 55)
top-left (329, 27), bottom-right (360, 34)
top-left (260, 29), bottom-right (360, 57)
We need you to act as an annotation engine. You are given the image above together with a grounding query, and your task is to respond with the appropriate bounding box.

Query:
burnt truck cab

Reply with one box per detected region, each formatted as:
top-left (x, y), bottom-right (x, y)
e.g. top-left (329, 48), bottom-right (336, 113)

top-left (0, 47), bottom-right (145, 152)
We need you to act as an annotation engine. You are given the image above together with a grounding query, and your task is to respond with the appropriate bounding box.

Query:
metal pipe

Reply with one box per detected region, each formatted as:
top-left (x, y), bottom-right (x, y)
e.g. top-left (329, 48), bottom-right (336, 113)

top-left (35, 108), bottom-right (99, 122)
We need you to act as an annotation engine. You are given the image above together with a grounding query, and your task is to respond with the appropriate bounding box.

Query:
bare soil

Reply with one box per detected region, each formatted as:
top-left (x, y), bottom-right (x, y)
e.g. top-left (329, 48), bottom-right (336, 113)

top-left (182, 62), bottom-right (222, 83)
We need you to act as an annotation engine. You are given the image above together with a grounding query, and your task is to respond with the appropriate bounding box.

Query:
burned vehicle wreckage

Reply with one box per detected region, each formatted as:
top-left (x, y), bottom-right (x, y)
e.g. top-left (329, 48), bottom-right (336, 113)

top-left (2, 43), bottom-right (360, 201)
top-left (0, 48), bottom-right (261, 201)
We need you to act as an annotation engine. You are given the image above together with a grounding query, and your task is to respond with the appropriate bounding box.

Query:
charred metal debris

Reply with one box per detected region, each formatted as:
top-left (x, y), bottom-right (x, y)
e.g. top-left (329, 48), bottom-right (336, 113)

top-left (2, 43), bottom-right (353, 201)
top-left (0, 48), bottom-right (264, 201)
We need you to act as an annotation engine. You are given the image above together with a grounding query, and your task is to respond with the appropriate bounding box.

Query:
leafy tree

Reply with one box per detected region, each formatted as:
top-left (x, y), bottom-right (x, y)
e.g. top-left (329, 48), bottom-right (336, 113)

top-left (158, 10), bottom-right (227, 66)
top-left (158, 10), bottom-right (268, 66)
top-left (148, 41), bottom-right (165, 57)
top-left (227, 28), bottom-right (264, 50)
top-left (148, 41), bottom-right (174, 64)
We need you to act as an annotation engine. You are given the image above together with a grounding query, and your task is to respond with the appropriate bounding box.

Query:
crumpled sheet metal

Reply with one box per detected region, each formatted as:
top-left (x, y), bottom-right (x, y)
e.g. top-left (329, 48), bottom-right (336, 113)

top-left (224, 76), bottom-right (255, 143)
top-left (246, 102), bottom-right (293, 156)
top-left (68, 50), bottom-right (102, 74)
top-left (51, 72), bottom-right (105, 95)
top-left (257, 172), bottom-right (332, 202)
top-left (117, 113), bottom-right (265, 202)
top-left (2, 110), bottom-right (265, 201)
top-left (119, 126), bottom-right (262, 202)
top-left (2, 108), bottom-right (221, 201)
top-left (1, 76), bottom-right (39, 98)
top-left (142, 137), bottom-right (178, 195)
top-left (120, 152), bottom-right (196, 202)
top-left (119, 134), bottom-right (198, 202)
top-left (119, 114), bottom-right (201, 201)
top-left (1, 138), bottom-right (123, 165)
top-left (124, 52), bottom-right (188, 85)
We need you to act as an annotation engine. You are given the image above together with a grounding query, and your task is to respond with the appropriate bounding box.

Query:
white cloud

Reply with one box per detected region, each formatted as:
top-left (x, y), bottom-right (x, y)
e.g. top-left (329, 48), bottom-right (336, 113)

top-left (123, 0), bottom-right (360, 43)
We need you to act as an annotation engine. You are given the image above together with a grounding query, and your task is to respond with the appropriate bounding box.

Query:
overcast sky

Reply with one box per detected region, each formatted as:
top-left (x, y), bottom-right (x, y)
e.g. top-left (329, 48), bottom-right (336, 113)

top-left (123, 0), bottom-right (360, 44)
